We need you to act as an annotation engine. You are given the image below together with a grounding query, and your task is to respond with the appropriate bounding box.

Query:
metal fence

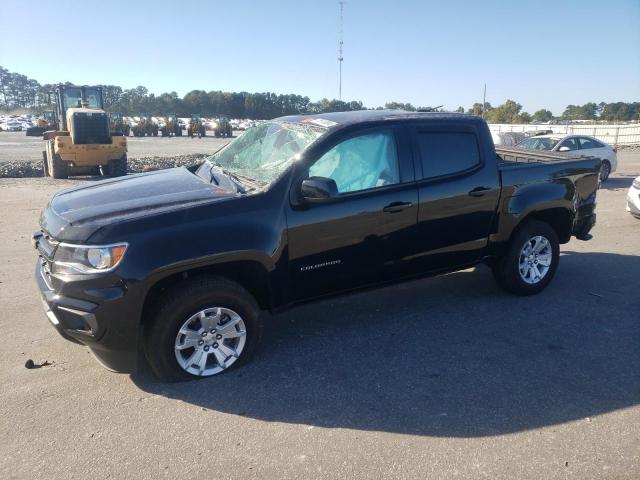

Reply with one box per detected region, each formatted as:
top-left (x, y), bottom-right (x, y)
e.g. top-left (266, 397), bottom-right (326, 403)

top-left (488, 123), bottom-right (640, 147)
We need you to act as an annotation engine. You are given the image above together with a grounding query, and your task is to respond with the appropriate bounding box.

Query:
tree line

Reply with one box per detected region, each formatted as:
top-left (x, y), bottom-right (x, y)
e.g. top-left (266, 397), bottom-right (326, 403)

top-left (1, 65), bottom-right (638, 122)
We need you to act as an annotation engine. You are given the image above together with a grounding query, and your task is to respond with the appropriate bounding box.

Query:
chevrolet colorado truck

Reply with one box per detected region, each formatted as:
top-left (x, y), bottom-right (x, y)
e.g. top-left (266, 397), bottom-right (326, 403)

top-left (33, 111), bottom-right (601, 381)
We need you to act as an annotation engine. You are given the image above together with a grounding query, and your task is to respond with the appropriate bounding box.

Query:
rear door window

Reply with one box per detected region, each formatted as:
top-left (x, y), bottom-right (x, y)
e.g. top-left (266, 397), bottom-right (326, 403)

top-left (559, 138), bottom-right (579, 151)
top-left (578, 137), bottom-right (603, 149)
top-left (416, 132), bottom-right (480, 179)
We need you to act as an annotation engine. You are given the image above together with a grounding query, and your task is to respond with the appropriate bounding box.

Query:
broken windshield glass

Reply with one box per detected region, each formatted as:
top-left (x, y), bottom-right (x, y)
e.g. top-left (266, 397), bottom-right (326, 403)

top-left (197, 121), bottom-right (327, 186)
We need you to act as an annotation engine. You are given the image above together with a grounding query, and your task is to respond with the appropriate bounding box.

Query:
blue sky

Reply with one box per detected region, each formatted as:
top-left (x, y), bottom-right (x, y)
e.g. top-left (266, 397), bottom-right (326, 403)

top-left (1, 0), bottom-right (638, 115)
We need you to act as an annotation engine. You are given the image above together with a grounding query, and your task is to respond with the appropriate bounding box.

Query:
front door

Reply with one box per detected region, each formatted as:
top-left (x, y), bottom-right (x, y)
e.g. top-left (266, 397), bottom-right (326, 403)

top-left (286, 127), bottom-right (418, 301)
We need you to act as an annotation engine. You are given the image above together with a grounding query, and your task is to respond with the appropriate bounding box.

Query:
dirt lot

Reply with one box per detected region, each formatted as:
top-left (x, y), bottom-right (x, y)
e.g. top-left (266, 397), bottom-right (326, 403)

top-left (0, 152), bottom-right (638, 479)
top-left (0, 130), bottom-right (236, 163)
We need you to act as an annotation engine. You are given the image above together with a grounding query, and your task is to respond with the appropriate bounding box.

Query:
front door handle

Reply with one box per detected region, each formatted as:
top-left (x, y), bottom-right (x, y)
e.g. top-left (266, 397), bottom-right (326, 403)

top-left (383, 201), bottom-right (413, 213)
top-left (468, 187), bottom-right (491, 197)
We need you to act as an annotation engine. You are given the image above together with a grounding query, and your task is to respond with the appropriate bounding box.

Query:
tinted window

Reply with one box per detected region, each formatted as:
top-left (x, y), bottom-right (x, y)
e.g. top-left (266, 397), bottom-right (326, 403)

top-left (559, 138), bottom-right (579, 151)
top-left (417, 132), bottom-right (480, 179)
top-left (309, 130), bottom-right (399, 194)
top-left (578, 137), bottom-right (603, 149)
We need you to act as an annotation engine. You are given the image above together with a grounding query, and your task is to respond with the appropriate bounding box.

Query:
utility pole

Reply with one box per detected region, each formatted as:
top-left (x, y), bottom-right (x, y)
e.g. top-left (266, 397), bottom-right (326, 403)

top-left (482, 83), bottom-right (486, 119)
top-left (338, 1), bottom-right (345, 101)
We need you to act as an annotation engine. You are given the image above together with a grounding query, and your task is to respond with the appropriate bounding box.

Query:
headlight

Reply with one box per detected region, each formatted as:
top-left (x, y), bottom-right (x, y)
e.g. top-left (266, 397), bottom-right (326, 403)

top-left (633, 178), bottom-right (640, 189)
top-left (52, 242), bottom-right (128, 274)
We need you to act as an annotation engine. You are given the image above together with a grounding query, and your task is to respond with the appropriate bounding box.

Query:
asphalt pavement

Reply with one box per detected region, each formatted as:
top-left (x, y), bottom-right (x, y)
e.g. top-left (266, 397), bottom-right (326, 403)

top-left (0, 151), bottom-right (638, 479)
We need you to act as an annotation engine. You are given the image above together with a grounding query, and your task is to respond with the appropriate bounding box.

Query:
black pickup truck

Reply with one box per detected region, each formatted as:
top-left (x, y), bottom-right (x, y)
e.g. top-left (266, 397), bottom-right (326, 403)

top-left (33, 111), bottom-right (600, 381)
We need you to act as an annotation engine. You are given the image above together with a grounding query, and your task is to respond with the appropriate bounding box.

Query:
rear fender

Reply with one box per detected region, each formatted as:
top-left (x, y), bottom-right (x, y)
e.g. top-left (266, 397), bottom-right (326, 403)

top-left (492, 182), bottom-right (575, 244)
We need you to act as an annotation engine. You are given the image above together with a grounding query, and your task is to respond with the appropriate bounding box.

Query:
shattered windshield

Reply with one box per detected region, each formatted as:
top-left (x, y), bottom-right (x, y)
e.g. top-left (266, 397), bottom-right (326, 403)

top-left (197, 121), bottom-right (326, 186)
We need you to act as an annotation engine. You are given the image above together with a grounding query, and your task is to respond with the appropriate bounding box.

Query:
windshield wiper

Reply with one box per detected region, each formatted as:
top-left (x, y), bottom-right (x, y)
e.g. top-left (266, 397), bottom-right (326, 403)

top-left (207, 161), bottom-right (261, 193)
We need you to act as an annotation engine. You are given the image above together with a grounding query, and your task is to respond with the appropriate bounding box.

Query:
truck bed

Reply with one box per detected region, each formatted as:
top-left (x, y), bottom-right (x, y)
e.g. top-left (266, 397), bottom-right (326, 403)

top-left (495, 146), bottom-right (597, 168)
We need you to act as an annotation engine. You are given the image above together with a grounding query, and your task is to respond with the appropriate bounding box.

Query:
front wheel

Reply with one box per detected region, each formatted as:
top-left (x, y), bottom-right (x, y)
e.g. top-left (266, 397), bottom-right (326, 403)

top-left (46, 141), bottom-right (68, 179)
top-left (492, 220), bottom-right (559, 295)
top-left (143, 276), bottom-right (262, 381)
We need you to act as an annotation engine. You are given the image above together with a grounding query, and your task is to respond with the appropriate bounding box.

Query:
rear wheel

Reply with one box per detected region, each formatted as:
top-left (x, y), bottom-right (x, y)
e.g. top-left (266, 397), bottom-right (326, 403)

top-left (104, 155), bottom-right (128, 177)
top-left (492, 220), bottom-right (559, 295)
top-left (600, 160), bottom-right (611, 182)
top-left (143, 276), bottom-right (262, 381)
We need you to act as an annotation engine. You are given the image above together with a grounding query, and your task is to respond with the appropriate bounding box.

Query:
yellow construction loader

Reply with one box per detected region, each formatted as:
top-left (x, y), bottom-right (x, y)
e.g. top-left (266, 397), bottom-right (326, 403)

top-left (42, 85), bottom-right (128, 178)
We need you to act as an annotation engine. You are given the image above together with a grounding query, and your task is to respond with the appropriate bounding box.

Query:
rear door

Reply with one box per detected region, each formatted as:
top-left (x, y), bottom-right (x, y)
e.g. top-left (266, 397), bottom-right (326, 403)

top-left (557, 136), bottom-right (580, 152)
top-left (286, 126), bottom-right (418, 301)
top-left (577, 136), bottom-right (608, 157)
top-left (408, 123), bottom-right (501, 272)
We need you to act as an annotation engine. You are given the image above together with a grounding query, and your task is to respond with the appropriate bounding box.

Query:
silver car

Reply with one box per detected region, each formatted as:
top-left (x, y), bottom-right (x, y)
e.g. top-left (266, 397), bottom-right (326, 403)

top-left (516, 134), bottom-right (618, 181)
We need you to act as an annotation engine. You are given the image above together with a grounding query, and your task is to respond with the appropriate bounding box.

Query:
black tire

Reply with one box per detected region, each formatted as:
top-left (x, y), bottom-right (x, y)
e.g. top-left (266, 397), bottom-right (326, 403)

top-left (105, 155), bottom-right (128, 177)
top-left (42, 150), bottom-right (49, 177)
top-left (47, 140), bottom-right (68, 179)
top-left (600, 160), bottom-right (611, 182)
top-left (143, 276), bottom-right (262, 382)
top-left (491, 219), bottom-right (559, 296)
top-left (50, 154), bottom-right (68, 179)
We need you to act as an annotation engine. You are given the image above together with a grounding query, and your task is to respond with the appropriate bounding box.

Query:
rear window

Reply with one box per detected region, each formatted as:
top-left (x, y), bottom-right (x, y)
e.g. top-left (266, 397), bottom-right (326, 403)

top-left (417, 132), bottom-right (480, 179)
top-left (517, 137), bottom-right (560, 151)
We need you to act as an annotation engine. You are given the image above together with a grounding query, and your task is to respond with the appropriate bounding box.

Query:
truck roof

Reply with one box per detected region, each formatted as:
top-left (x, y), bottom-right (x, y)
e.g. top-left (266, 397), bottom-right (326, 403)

top-left (279, 110), bottom-right (480, 130)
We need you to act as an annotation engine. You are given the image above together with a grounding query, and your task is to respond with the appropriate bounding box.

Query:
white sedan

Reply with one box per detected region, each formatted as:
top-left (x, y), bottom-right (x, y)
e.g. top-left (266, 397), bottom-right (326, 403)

top-left (627, 177), bottom-right (640, 219)
top-left (516, 134), bottom-right (618, 181)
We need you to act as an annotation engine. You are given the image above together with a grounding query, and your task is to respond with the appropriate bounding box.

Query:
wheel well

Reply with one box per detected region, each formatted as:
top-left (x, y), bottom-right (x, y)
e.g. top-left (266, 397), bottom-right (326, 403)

top-left (141, 261), bottom-right (270, 326)
top-left (523, 208), bottom-right (573, 244)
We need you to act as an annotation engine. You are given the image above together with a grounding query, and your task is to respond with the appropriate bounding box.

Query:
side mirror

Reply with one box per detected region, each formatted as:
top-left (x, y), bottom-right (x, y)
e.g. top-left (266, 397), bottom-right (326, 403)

top-left (300, 176), bottom-right (339, 203)
top-left (558, 146), bottom-right (570, 152)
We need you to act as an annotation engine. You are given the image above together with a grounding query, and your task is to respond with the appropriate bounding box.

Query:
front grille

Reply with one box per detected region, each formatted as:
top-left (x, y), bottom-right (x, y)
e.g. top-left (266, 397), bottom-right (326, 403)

top-left (36, 231), bottom-right (58, 289)
top-left (71, 112), bottom-right (111, 144)
top-left (36, 231), bottom-right (58, 261)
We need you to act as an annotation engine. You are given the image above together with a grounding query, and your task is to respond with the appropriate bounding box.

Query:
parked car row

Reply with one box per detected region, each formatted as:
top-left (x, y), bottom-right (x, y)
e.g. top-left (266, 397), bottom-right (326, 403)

top-left (0, 113), bottom-right (39, 131)
top-left (121, 116), bottom-right (266, 134)
top-left (0, 112), bottom-right (269, 135)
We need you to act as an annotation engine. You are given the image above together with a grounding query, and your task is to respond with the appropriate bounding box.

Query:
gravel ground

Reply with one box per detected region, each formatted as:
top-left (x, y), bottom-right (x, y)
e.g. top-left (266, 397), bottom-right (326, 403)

top-left (0, 131), bottom-right (236, 177)
top-left (0, 152), bottom-right (638, 479)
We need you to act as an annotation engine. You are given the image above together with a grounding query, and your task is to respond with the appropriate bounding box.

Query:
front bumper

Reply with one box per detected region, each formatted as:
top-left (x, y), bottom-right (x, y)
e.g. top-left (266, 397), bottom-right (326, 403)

top-left (34, 242), bottom-right (140, 373)
top-left (627, 186), bottom-right (640, 218)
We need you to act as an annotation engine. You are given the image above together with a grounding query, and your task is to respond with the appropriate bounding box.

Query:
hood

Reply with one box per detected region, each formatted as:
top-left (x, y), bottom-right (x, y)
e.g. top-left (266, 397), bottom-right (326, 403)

top-left (41, 167), bottom-right (239, 241)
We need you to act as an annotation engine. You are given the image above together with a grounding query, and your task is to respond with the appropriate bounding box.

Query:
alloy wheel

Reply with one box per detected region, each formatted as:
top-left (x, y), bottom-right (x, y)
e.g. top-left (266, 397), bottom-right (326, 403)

top-left (518, 235), bottom-right (552, 284)
top-left (174, 307), bottom-right (247, 376)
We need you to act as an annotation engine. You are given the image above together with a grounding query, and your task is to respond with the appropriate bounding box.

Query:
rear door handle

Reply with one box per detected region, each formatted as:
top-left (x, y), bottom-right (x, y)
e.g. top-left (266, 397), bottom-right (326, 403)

top-left (468, 187), bottom-right (491, 197)
top-left (383, 201), bottom-right (413, 213)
